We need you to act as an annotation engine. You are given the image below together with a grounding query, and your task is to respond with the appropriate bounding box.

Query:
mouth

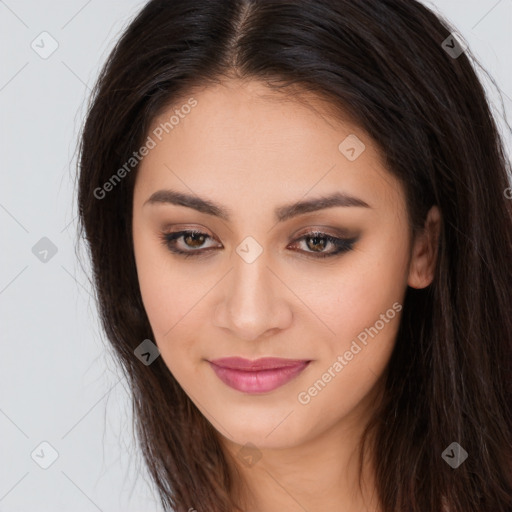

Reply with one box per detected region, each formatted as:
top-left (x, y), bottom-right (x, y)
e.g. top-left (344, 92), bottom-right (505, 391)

top-left (208, 357), bottom-right (312, 394)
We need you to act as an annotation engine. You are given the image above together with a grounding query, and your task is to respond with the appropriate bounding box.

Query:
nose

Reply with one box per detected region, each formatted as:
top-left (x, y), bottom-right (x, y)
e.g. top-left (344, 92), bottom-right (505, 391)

top-left (213, 251), bottom-right (293, 341)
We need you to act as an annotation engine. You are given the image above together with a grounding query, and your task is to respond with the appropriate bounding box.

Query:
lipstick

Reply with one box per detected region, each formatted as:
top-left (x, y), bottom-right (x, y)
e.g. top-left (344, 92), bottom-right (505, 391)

top-left (208, 357), bottom-right (311, 394)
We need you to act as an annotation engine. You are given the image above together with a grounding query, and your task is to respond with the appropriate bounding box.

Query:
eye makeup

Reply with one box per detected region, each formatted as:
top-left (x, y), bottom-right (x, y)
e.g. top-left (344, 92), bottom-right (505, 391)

top-left (159, 228), bottom-right (358, 260)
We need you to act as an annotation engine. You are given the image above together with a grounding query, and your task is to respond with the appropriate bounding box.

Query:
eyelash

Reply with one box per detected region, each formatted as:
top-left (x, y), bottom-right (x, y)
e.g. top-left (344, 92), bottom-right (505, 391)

top-left (160, 229), bottom-right (357, 259)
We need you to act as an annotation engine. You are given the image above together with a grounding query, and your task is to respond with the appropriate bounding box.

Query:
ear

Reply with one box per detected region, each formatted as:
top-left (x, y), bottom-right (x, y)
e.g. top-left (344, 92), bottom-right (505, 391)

top-left (407, 205), bottom-right (441, 289)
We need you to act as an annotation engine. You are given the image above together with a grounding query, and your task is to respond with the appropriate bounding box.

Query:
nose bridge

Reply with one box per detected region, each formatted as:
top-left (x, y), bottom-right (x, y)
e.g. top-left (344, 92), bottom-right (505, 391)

top-left (215, 247), bottom-right (290, 340)
top-left (232, 249), bottom-right (270, 303)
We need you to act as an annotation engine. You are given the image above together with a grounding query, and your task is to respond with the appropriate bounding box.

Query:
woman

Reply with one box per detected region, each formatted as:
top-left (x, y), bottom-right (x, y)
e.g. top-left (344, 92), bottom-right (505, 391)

top-left (77, 0), bottom-right (512, 510)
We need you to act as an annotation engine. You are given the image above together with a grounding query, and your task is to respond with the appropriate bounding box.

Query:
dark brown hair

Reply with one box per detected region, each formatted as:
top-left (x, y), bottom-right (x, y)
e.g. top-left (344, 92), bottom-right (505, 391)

top-left (77, 1), bottom-right (512, 510)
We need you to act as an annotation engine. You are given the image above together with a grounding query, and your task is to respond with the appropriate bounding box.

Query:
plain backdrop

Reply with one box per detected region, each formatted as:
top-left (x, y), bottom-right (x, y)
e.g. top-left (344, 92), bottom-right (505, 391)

top-left (0, 1), bottom-right (511, 510)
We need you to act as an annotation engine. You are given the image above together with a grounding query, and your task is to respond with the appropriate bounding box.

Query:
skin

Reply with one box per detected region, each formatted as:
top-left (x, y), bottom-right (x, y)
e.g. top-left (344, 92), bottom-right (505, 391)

top-left (132, 78), bottom-right (440, 512)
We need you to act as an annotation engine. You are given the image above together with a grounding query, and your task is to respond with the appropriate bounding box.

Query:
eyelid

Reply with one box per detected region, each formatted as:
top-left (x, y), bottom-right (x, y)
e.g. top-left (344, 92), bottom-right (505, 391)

top-left (160, 226), bottom-right (359, 260)
top-left (291, 225), bottom-right (356, 239)
top-left (160, 226), bottom-right (353, 244)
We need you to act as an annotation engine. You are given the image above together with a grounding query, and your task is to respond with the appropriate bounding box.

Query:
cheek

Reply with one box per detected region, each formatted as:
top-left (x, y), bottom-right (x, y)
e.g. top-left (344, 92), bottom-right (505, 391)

top-left (134, 255), bottom-right (203, 379)
top-left (295, 258), bottom-right (407, 422)
top-left (133, 229), bottom-right (224, 379)
top-left (133, 227), bottom-right (194, 340)
top-left (310, 232), bottom-right (409, 346)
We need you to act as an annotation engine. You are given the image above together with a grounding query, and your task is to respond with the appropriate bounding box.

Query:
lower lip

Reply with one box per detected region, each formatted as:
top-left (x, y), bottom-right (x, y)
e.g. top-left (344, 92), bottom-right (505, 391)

top-left (208, 361), bottom-right (310, 394)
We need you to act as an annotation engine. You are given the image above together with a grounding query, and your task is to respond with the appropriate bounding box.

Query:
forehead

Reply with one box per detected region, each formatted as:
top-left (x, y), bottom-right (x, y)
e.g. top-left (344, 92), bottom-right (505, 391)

top-left (135, 79), bottom-right (404, 219)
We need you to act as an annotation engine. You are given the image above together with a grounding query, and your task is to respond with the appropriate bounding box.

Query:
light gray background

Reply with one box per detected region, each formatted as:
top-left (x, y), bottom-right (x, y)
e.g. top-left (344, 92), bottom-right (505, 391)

top-left (0, 1), bottom-right (511, 511)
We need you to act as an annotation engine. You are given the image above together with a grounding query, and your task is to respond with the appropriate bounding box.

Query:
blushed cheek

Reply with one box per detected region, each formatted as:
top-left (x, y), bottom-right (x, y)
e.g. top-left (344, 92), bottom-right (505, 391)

top-left (136, 262), bottom-right (215, 378)
top-left (320, 262), bottom-right (407, 357)
top-left (133, 239), bottom-right (189, 340)
top-left (137, 281), bottom-right (197, 379)
top-left (314, 271), bottom-right (378, 327)
top-left (139, 276), bottom-right (191, 341)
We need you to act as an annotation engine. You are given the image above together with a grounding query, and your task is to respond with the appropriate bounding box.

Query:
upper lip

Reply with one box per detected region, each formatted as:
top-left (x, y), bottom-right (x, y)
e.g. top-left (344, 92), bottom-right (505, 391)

top-left (209, 357), bottom-right (311, 371)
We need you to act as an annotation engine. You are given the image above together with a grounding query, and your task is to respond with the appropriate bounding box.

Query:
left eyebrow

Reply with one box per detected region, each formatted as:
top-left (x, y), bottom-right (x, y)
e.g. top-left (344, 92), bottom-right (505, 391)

top-left (143, 189), bottom-right (371, 223)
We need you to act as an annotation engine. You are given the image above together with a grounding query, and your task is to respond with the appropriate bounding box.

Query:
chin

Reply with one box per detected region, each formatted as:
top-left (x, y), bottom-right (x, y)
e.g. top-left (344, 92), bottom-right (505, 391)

top-left (214, 411), bottom-right (313, 451)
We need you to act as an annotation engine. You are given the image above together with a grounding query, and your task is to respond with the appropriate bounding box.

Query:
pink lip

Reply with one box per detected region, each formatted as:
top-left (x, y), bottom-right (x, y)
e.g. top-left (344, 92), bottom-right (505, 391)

top-left (208, 357), bottom-right (311, 393)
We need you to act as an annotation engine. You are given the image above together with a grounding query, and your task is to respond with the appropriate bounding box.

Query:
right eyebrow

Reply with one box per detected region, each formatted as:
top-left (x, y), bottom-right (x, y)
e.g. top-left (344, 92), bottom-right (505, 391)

top-left (143, 189), bottom-right (371, 223)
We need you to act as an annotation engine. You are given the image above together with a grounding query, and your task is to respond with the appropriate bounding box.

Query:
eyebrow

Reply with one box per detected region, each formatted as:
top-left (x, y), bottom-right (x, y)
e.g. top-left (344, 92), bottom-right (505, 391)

top-left (143, 189), bottom-right (371, 222)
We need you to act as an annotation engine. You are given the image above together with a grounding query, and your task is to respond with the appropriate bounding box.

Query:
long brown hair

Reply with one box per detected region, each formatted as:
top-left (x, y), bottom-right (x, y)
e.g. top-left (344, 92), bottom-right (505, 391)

top-left (77, 1), bottom-right (512, 510)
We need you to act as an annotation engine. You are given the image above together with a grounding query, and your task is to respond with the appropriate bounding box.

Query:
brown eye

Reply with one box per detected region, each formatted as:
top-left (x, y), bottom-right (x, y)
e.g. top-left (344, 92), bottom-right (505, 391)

top-left (160, 229), bottom-right (357, 260)
top-left (182, 232), bottom-right (207, 248)
top-left (161, 229), bottom-right (220, 258)
top-left (290, 232), bottom-right (358, 258)
top-left (305, 234), bottom-right (329, 252)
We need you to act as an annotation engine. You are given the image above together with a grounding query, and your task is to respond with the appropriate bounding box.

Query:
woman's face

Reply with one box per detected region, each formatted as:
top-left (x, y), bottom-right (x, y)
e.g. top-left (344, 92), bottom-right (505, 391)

top-left (132, 79), bottom-right (437, 452)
